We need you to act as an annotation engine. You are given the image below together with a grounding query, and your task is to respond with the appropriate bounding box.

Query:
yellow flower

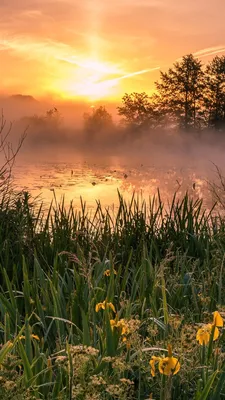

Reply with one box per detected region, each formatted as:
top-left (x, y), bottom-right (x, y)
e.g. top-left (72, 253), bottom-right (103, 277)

top-left (95, 301), bottom-right (106, 312)
top-left (150, 345), bottom-right (180, 377)
top-left (95, 300), bottom-right (116, 313)
top-left (110, 318), bottom-right (129, 335)
top-left (196, 323), bottom-right (219, 345)
top-left (31, 334), bottom-right (40, 341)
top-left (110, 319), bottom-right (117, 329)
top-left (117, 319), bottom-right (130, 336)
top-left (158, 356), bottom-right (181, 376)
top-left (213, 311), bottom-right (224, 327)
top-left (104, 269), bottom-right (117, 277)
top-left (107, 302), bottom-right (116, 313)
top-left (150, 356), bottom-right (162, 377)
top-left (19, 334), bottom-right (40, 341)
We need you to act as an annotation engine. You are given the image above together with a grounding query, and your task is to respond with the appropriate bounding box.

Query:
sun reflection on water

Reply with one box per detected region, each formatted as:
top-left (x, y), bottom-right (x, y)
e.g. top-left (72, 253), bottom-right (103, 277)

top-left (12, 160), bottom-right (211, 212)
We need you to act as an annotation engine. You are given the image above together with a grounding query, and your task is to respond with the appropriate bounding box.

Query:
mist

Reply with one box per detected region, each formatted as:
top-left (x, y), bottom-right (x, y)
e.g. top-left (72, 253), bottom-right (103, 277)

top-left (1, 93), bottom-right (225, 211)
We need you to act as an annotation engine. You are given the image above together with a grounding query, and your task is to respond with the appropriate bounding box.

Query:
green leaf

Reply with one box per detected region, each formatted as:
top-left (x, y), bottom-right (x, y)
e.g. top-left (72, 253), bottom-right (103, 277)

top-left (17, 340), bottom-right (33, 386)
top-left (0, 341), bottom-right (13, 365)
top-left (105, 309), bottom-right (116, 357)
top-left (81, 309), bottom-right (91, 346)
top-left (196, 371), bottom-right (218, 400)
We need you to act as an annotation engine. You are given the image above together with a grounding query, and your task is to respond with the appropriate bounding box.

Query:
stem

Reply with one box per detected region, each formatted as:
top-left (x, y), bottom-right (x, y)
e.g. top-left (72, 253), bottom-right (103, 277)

top-left (160, 375), bottom-right (166, 400)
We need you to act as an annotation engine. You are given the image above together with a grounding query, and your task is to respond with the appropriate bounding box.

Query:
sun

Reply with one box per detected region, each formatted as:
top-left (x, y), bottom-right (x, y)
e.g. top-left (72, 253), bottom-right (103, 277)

top-left (50, 56), bottom-right (157, 101)
top-left (54, 57), bottom-right (122, 101)
top-left (68, 77), bottom-right (119, 100)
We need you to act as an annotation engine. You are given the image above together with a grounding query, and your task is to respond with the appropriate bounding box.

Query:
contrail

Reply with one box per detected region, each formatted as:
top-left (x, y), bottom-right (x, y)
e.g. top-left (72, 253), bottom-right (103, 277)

top-left (114, 67), bottom-right (160, 82)
top-left (194, 48), bottom-right (225, 59)
top-left (193, 46), bottom-right (225, 57)
top-left (94, 67), bottom-right (160, 88)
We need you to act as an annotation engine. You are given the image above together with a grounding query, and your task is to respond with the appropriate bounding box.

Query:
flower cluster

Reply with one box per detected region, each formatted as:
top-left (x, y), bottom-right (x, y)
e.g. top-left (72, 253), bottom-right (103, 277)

top-left (110, 318), bottom-right (130, 346)
top-left (110, 318), bottom-right (130, 336)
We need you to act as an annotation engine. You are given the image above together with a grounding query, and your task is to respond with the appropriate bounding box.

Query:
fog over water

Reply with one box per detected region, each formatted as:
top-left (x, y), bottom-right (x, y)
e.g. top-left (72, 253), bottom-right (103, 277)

top-left (1, 95), bottom-right (225, 210)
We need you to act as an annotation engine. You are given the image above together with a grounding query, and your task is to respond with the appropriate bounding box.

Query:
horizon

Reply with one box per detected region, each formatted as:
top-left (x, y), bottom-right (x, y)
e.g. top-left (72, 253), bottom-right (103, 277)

top-left (1, 0), bottom-right (225, 102)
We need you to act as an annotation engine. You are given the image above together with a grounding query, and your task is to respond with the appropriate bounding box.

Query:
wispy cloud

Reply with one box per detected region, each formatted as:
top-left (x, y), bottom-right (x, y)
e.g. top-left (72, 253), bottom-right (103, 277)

top-left (1, 0), bottom-right (225, 98)
top-left (0, 36), bottom-right (71, 61)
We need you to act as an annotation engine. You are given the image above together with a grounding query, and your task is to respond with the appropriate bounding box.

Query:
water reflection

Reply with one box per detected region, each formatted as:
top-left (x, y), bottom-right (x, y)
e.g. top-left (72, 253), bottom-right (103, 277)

top-left (13, 160), bottom-right (211, 210)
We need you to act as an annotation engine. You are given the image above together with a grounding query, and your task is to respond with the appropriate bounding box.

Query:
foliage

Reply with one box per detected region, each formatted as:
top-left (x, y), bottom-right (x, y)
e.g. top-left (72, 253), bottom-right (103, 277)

top-left (116, 54), bottom-right (225, 133)
top-left (155, 54), bottom-right (205, 131)
top-left (0, 191), bottom-right (225, 398)
top-left (21, 108), bottom-right (62, 145)
top-left (204, 56), bottom-right (225, 130)
top-left (117, 92), bottom-right (161, 130)
top-left (83, 106), bottom-right (114, 138)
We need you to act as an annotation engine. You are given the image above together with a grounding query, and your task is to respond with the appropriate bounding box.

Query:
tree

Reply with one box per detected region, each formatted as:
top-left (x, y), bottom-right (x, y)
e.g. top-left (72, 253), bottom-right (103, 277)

top-left (29, 108), bottom-right (62, 130)
top-left (155, 54), bottom-right (205, 131)
top-left (83, 106), bottom-right (113, 137)
top-left (19, 108), bottom-right (63, 145)
top-left (117, 92), bottom-right (159, 130)
top-left (0, 112), bottom-right (27, 194)
top-left (204, 56), bottom-right (225, 131)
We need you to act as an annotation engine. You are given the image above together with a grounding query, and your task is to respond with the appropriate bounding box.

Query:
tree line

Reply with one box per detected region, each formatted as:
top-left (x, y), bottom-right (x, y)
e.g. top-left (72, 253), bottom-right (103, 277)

top-left (85, 54), bottom-right (225, 134)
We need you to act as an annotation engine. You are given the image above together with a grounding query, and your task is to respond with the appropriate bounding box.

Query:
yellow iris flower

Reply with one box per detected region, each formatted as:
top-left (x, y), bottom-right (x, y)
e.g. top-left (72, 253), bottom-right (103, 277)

top-left (110, 318), bottom-right (130, 336)
top-left (213, 311), bottom-right (224, 327)
top-left (196, 324), bottom-right (219, 345)
top-left (150, 345), bottom-right (180, 377)
top-left (95, 300), bottom-right (116, 313)
top-left (19, 334), bottom-right (40, 341)
top-left (158, 356), bottom-right (181, 376)
top-left (104, 269), bottom-right (117, 276)
top-left (196, 311), bottom-right (223, 345)
top-left (150, 356), bottom-right (162, 377)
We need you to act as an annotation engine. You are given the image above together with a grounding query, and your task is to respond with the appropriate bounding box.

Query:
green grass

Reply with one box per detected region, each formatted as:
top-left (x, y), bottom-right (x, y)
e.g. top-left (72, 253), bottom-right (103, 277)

top-left (0, 190), bottom-right (225, 399)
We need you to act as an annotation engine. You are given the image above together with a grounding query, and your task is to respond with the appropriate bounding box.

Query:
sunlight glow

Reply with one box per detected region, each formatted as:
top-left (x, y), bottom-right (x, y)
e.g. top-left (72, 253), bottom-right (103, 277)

top-left (54, 57), bottom-right (160, 101)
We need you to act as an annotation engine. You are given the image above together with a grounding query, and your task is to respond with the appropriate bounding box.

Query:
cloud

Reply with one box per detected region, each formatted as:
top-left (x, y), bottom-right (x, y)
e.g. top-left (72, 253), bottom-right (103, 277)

top-left (1, 0), bottom-right (225, 98)
top-left (0, 35), bottom-right (74, 59)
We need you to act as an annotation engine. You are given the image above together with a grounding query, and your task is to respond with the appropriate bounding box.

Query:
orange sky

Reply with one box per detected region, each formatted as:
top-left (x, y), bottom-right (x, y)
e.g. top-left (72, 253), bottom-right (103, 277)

top-left (0, 0), bottom-right (225, 102)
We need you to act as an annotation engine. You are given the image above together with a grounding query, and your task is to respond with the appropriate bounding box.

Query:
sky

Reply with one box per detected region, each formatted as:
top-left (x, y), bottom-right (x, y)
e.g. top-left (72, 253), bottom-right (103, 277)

top-left (0, 0), bottom-right (225, 102)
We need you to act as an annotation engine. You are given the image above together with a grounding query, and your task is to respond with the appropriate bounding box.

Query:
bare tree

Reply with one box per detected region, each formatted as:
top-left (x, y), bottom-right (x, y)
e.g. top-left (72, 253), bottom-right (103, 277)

top-left (0, 111), bottom-right (27, 194)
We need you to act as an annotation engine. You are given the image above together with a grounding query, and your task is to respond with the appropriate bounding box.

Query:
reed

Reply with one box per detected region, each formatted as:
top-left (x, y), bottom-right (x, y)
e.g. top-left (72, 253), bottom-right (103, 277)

top-left (0, 190), bottom-right (224, 399)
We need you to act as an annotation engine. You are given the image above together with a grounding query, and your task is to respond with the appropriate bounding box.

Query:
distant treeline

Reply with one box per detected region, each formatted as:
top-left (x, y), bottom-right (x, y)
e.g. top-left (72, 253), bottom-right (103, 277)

top-left (22, 54), bottom-right (225, 138)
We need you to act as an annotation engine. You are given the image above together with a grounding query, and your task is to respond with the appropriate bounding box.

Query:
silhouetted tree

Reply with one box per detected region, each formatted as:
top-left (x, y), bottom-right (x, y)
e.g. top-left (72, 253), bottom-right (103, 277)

top-left (204, 56), bottom-right (225, 131)
top-left (83, 106), bottom-right (113, 138)
top-left (117, 92), bottom-right (159, 130)
top-left (23, 108), bottom-right (62, 131)
top-left (19, 108), bottom-right (63, 145)
top-left (45, 108), bottom-right (62, 129)
top-left (155, 54), bottom-right (205, 131)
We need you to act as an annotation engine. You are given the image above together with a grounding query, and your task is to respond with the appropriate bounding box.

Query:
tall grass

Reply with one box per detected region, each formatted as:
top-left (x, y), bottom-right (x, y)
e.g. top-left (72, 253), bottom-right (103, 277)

top-left (0, 190), bottom-right (225, 399)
